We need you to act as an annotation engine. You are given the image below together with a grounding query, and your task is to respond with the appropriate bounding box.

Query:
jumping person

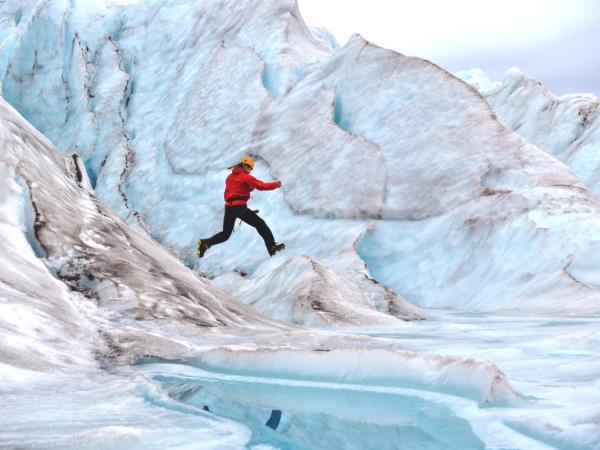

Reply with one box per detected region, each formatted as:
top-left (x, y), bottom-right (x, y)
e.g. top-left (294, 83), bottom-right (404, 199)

top-left (197, 156), bottom-right (285, 258)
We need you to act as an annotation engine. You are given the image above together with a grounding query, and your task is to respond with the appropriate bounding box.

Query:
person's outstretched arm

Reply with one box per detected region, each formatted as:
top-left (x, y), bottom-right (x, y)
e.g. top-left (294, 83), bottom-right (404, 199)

top-left (245, 174), bottom-right (281, 191)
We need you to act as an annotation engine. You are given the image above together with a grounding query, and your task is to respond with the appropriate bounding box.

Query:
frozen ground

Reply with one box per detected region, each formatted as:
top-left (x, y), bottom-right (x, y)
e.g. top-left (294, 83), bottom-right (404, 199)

top-left (3, 312), bottom-right (598, 449)
top-left (136, 312), bottom-right (600, 450)
top-left (0, 367), bottom-right (253, 449)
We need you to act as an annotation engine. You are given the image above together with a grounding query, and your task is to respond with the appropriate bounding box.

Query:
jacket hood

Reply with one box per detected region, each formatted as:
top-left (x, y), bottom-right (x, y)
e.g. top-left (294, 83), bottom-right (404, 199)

top-left (232, 166), bottom-right (245, 175)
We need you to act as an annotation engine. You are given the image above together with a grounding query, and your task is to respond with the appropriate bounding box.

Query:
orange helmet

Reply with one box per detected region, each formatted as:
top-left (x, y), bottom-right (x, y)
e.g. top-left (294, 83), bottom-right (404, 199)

top-left (239, 155), bottom-right (254, 169)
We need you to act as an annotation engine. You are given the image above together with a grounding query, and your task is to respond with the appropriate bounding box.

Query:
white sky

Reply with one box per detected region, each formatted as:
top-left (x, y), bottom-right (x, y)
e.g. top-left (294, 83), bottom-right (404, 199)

top-left (297, 0), bottom-right (600, 95)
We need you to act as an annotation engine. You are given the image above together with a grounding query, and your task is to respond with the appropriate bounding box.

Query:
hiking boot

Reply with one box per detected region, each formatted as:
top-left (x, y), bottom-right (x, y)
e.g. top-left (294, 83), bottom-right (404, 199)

top-left (268, 242), bottom-right (285, 256)
top-left (197, 239), bottom-right (209, 258)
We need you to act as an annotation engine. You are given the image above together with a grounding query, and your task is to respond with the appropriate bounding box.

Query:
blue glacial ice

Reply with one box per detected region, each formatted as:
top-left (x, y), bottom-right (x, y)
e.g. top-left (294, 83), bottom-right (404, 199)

top-left (3, 0), bottom-right (600, 318)
top-left (134, 311), bottom-right (600, 450)
top-left (457, 68), bottom-right (600, 197)
top-left (1, 0), bottom-right (600, 449)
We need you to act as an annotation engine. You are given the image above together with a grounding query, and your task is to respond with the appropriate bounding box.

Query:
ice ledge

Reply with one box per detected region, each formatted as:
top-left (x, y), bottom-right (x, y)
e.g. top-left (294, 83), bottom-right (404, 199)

top-left (193, 346), bottom-right (518, 406)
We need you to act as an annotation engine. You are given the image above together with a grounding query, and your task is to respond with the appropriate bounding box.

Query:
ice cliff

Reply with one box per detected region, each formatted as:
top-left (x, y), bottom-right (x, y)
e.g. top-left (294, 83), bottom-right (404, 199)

top-left (2, 0), bottom-right (600, 317)
top-left (457, 68), bottom-right (600, 197)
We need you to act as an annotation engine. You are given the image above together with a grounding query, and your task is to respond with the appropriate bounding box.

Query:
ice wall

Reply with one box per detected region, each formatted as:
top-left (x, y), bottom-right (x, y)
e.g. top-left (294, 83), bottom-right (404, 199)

top-left (0, 95), bottom-right (284, 363)
top-left (2, 0), bottom-right (600, 317)
top-left (457, 68), bottom-right (600, 196)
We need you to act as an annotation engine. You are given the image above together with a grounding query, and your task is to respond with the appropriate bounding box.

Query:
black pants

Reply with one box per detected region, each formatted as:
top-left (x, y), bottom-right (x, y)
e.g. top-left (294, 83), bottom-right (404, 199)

top-left (205, 205), bottom-right (275, 251)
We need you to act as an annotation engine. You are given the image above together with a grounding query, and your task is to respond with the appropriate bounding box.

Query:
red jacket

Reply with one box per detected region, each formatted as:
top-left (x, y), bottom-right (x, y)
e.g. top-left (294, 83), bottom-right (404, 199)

top-left (224, 166), bottom-right (280, 206)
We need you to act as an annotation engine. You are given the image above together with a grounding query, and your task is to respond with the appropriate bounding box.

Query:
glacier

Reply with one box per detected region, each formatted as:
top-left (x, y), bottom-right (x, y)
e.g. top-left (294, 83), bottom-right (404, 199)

top-left (0, 0), bottom-right (600, 448)
top-left (2, 95), bottom-right (520, 448)
top-left (457, 68), bottom-right (600, 197)
top-left (2, 0), bottom-right (600, 316)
